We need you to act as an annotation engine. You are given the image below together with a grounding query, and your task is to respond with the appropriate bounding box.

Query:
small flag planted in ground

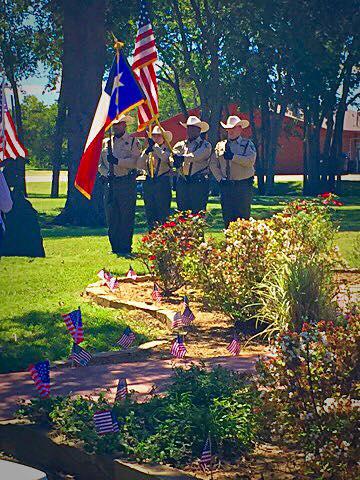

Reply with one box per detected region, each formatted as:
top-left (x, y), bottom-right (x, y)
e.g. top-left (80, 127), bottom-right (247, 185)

top-left (181, 305), bottom-right (195, 326)
top-left (172, 311), bottom-right (184, 329)
top-left (116, 326), bottom-right (136, 349)
top-left (28, 360), bottom-right (50, 398)
top-left (199, 435), bottom-right (212, 471)
top-left (227, 334), bottom-right (241, 356)
top-left (170, 334), bottom-right (187, 358)
top-left (97, 269), bottom-right (119, 291)
top-left (115, 378), bottom-right (128, 402)
top-left (183, 295), bottom-right (189, 306)
top-left (172, 305), bottom-right (195, 329)
top-left (93, 410), bottom-right (119, 435)
top-left (126, 265), bottom-right (137, 280)
top-left (71, 343), bottom-right (92, 366)
top-left (151, 283), bottom-right (162, 302)
top-left (62, 308), bottom-right (84, 344)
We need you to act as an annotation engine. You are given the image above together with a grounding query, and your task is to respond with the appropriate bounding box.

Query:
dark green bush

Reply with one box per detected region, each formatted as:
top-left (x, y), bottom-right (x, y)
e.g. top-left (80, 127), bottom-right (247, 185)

top-left (17, 365), bottom-right (262, 466)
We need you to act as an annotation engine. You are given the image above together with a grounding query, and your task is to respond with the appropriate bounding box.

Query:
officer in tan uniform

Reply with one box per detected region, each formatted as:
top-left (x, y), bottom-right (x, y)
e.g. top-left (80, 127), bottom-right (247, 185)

top-left (172, 116), bottom-right (212, 213)
top-left (138, 125), bottom-right (173, 230)
top-left (210, 115), bottom-right (256, 228)
top-left (98, 114), bottom-right (141, 256)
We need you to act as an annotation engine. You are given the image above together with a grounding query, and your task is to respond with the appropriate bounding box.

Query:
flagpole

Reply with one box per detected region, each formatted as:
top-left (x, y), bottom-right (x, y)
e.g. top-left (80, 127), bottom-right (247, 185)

top-left (0, 77), bottom-right (6, 162)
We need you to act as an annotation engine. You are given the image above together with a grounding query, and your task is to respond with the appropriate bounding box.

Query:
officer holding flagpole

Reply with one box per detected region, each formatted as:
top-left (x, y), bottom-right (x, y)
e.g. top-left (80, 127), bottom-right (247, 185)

top-left (210, 115), bottom-right (256, 227)
top-left (172, 116), bottom-right (212, 213)
top-left (98, 114), bottom-right (141, 256)
top-left (139, 124), bottom-right (173, 230)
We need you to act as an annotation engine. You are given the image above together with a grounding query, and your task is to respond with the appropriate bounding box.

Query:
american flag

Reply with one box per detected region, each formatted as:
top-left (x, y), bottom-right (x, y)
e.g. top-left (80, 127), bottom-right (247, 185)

top-left (71, 343), bottom-right (92, 366)
top-left (132, 0), bottom-right (158, 131)
top-left (227, 335), bottom-right (241, 356)
top-left (199, 435), bottom-right (212, 471)
top-left (62, 308), bottom-right (84, 344)
top-left (93, 410), bottom-right (119, 435)
top-left (181, 305), bottom-right (195, 326)
top-left (116, 326), bottom-right (136, 348)
top-left (0, 80), bottom-right (28, 160)
top-left (97, 269), bottom-right (119, 291)
top-left (126, 265), bottom-right (137, 280)
top-left (28, 360), bottom-right (50, 398)
top-left (115, 378), bottom-right (128, 402)
top-left (170, 334), bottom-right (187, 358)
top-left (172, 305), bottom-right (195, 329)
top-left (151, 283), bottom-right (162, 302)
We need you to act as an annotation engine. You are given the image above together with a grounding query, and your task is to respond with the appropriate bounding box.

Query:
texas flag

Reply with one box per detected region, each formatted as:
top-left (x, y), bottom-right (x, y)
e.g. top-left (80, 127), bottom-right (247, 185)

top-left (75, 50), bottom-right (145, 199)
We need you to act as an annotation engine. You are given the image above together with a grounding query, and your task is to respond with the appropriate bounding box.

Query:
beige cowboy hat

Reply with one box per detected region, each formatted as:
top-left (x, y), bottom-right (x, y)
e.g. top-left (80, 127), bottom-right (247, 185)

top-left (221, 115), bottom-right (249, 129)
top-left (113, 114), bottom-right (134, 125)
top-left (180, 115), bottom-right (209, 133)
top-left (151, 125), bottom-right (173, 143)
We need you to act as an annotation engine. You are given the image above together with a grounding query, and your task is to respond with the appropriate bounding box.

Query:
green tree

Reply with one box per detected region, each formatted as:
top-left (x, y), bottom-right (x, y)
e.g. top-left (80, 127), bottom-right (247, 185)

top-left (21, 95), bottom-right (58, 169)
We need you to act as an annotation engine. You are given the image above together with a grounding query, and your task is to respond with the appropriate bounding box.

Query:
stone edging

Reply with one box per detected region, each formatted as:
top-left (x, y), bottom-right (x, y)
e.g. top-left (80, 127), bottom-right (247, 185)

top-left (85, 277), bottom-right (177, 330)
top-left (0, 421), bottom-right (197, 480)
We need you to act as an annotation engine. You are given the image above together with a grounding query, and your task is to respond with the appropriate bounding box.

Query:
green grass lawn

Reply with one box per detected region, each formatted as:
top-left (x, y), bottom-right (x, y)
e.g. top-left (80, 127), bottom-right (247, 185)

top-left (0, 174), bottom-right (359, 373)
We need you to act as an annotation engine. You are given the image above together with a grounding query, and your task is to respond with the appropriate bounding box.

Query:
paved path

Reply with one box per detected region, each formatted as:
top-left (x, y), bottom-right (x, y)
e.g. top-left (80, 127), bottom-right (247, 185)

top-left (0, 353), bottom-right (261, 421)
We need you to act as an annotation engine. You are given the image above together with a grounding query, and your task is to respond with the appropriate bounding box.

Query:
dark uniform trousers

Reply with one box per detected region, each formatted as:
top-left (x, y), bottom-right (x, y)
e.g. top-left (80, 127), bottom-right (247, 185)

top-left (220, 176), bottom-right (254, 228)
top-left (143, 175), bottom-right (172, 231)
top-left (176, 175), bottom-right (209, 213)
top-left (104, 175), bottom-right (137, 254)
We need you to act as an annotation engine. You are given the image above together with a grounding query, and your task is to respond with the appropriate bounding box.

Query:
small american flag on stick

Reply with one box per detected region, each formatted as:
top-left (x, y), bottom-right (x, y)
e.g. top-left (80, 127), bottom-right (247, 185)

top-left (116, 326), bottom-right (136, 349)
top-left (227, 334), bottom-right (241, 356)
top-left (70, 343), bottom-right (92, 366)
top-left (28, 360), bottom-right (50, 398)
top-left (199, 435), bottom-right (212, 471)
top-left (62, 308), bottom-right (84, 344)
top-left (132, 0), bottom-right (159, 130)
top-left (93, 410), bottom-right (119, 435)
top-left (115, 378), bottom-right (128, 402)
top-left (151, 283), bottom-right (162, 302)
top-left (170, 334), bottom-right (187, 358)
top-left (126, 265), bottom-right (137, 280)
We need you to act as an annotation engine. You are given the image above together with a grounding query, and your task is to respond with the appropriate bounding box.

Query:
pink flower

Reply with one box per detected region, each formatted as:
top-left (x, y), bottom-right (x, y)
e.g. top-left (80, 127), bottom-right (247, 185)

top-left (319, 192), bottom-right (332, 198)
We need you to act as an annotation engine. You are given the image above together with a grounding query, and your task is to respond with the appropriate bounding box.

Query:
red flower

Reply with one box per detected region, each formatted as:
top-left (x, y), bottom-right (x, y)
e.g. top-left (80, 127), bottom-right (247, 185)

top-left (142, 235), bottom-right (149, 243)
top-left (332, 199), bottom-right (343, 206)
top-left (149, 255), bottom-right (156, 261)
top-left (319, 192), bottom-right (331, 198)
top-left (178, 217), bottom-right (186, 223)
top-left (302, 322), bottom-right (310, 332)
top-left (169, 221), bottom-right (176, 227)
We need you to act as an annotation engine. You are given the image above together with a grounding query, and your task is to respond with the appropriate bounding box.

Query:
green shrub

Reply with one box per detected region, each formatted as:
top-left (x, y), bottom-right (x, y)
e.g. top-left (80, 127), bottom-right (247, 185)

top-left (17, 365), bottom-right (262, 466)
top-left (138, 211), bottom-right (206, 294)
top-left (257, 313), bottom-right (360, 479)
top-left (188, 198), bottom-right (341, 335)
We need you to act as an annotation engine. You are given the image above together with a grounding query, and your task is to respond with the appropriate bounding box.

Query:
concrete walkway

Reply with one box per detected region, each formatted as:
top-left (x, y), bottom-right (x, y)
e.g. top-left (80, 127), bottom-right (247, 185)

top-left (0, 353), bottom-right (261, 421)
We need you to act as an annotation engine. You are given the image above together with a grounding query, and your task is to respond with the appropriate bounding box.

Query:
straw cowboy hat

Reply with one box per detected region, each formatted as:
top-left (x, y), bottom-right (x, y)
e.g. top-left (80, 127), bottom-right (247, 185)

top-left (180, 115), bottom-right (209, 133)
top-left (151, 125), bottom-right (173, 143)
top-left (113, 114), bottom-right (134, 125)
top-left (220, 115), bottom-right (249, 129)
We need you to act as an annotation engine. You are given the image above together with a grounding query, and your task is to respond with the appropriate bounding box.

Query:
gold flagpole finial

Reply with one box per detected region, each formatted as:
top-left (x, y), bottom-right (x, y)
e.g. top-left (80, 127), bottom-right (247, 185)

top-left (110, 31), bottom-right (124, 50)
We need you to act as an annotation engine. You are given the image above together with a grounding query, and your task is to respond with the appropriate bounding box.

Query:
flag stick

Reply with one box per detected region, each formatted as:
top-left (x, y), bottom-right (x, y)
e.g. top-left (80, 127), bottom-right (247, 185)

top-left (0, 78), bottom-right (6, 162)
top-left (148, 122), bottom-right (155, 177)
top-left (209, 434), bottom-right (214, 480)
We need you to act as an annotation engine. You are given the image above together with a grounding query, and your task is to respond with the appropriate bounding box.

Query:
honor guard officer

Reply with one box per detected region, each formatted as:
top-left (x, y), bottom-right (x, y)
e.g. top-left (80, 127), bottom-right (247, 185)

top-left (139, 125), bottom-right (173, 231)
top-left (172, 116), bottom-right (212, 213)
top-left (210, 115), bottom-right (256, 228)
top-left (98, 114), bottom-right (141, 256)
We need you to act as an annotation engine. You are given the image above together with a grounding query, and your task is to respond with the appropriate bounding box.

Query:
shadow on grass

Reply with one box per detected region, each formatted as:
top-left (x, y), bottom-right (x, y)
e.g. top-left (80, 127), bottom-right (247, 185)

top-left (0, 310), bottom-right (150, 373)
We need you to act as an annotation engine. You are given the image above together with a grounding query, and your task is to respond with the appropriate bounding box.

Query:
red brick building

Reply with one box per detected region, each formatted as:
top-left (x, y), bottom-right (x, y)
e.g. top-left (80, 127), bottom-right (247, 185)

top-left (153, 105), bottom-right (360, 174)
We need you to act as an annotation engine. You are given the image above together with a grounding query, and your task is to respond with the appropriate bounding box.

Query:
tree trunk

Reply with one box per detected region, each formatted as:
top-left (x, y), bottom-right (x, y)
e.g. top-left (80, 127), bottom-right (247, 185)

top-left (249, 105), bottom-right (265, 194)
top-left (7, 72), bottom-right (27, 195)
top-left (266, 108), bottom-right (286, 195)
top-left (321, 111), bottom-right (334, 186)
top-left (260, 101), bottom-right (271, 193)
top-left (51, 72), bottom-right (67, 198)
top-left (328, 64), bottom-right (353, 192)
top-left (56, 0), bottom-right (106, 226)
